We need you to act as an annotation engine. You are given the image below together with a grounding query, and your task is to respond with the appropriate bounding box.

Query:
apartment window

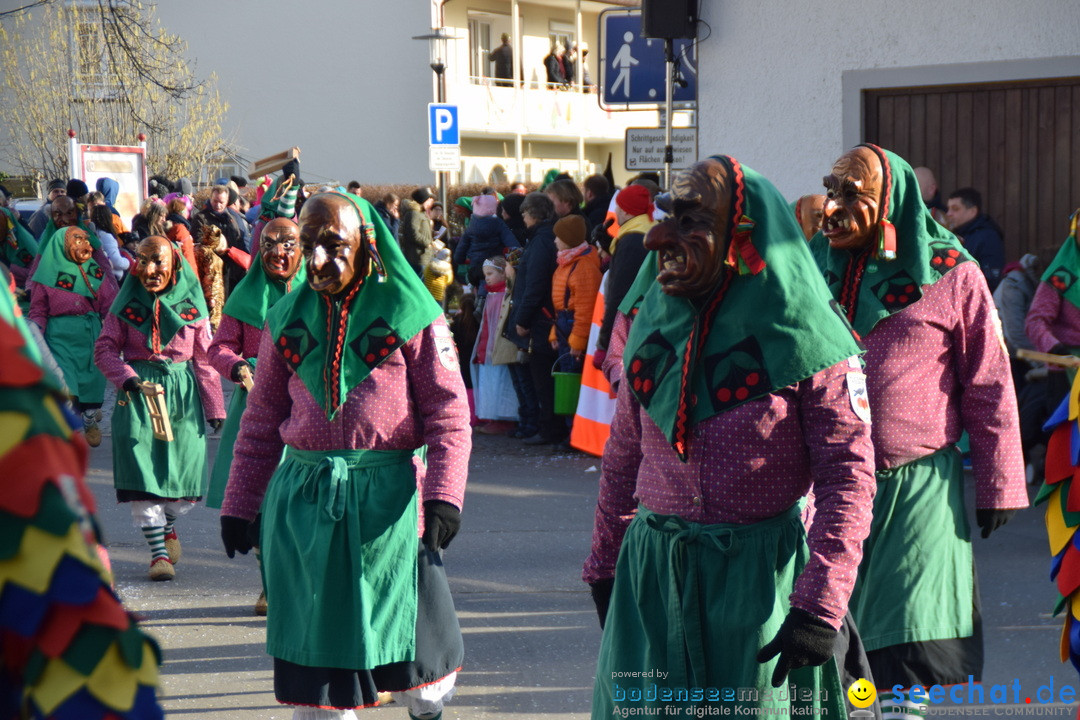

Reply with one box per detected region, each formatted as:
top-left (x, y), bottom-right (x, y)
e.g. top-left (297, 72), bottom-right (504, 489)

top-left (468, 17), bottom-right (493, 81)
top-left (468, 11), bottom-right (514, 85)
top-left (548, 21), bottom-right (575, 60)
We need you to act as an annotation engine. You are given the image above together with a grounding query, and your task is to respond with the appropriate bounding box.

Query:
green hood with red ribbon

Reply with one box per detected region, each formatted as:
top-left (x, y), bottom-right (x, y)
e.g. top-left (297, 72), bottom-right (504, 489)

top-left (809, 144), bottom-right (972, 339)
top-left (620, 156), bottom-right (863, 461)
top-left (108, 249), bottom-right (208, 351)
top-left (1039, 209), bottom-right (1080, 310)
top-left (30, 226), bottom-right (107, 300)
top-left (1, 207), bottom-right (38, 269)
top-left (266, 193), bottom-right (442, 420)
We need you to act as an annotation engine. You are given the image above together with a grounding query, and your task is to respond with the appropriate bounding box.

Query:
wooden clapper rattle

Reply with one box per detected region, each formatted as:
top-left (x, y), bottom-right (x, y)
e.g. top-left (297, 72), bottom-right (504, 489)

top-left (138, 381), bottom-right (174, 442)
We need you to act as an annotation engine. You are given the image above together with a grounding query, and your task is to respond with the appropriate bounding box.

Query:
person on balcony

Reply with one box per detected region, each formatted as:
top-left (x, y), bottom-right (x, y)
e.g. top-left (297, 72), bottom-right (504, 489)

top-left (489, 33), bottom-right (513, 87)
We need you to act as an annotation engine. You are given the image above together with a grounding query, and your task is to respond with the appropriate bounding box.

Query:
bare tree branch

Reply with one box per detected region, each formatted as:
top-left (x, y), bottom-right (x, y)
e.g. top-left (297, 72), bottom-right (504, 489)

top-left (0, 1), bottom-right (230, 182)
top-left (0, 1), bottom-right (53, 21)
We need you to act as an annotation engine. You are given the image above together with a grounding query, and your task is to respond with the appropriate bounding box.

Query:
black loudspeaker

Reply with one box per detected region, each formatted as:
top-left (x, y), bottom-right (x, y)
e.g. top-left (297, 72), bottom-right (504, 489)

top-left (641, 0), bottom-right (698, 40)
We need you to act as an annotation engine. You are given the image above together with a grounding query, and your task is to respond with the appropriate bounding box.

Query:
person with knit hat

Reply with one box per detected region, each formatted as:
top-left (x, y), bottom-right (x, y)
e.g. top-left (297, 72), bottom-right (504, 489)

top-left (585, 155), bottom-right (876, 718)
top-left (548, 214), bottom-right (601, 372)
top-left (29, 225), bottom-right (120, 446)
top-left (220, 192), bottom-right (470, 720)
top-left (453, 193), bottom-right (518, 289)
top-left (593, 185), bottom-right (655, 381)
top-left (398, 187), bottom-right (438, 279)
top-left (27, 179), bottom-right (66, 239)
top-left (810, 145), bottom-right (1026, 717)
top-left (94, 236), bottom-right (226, 581)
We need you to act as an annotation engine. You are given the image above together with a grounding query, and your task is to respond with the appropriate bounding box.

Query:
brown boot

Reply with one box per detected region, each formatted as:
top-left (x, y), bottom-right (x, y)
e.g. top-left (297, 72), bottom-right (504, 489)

top-left (254, 590), bottom-right (268, 616)
top-left (164, 531), bottom-right (182, 564)
top-left (149, 557), bottom-right (175, 581)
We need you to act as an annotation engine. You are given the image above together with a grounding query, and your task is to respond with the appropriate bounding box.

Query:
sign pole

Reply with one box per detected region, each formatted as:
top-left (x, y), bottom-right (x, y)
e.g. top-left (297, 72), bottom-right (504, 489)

top-left (663, 39), bottom-right (674, 189)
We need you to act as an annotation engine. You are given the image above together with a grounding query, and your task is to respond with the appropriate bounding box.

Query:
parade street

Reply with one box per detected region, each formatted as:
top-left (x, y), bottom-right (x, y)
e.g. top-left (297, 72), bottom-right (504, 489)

top-left (84, 413), bottom-right (1071, 719)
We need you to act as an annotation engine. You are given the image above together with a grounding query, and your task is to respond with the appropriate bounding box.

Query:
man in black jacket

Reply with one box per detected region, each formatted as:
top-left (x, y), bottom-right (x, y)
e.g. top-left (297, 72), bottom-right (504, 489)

top-left (192, 185), bottom-right (250, 293)
top-left (946, 187), bottom-right (1005, 292)
top-left (511, 192), bottom-right (564, 444)
top-left (593, 185), bottom-right (653, 384)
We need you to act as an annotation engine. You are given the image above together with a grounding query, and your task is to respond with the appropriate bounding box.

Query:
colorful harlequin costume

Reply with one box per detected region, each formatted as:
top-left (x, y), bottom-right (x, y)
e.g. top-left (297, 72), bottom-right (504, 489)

top-left (0, 281), bottom-right (164, 720)
top-left (584, 156), bottom-right (875, 717)
top-left (1033, 209), bottom-right (1080, 682)
top-left (810, 145), bottom-right (1027, 691)
top-left (221, 194), bottom-right (470, 717)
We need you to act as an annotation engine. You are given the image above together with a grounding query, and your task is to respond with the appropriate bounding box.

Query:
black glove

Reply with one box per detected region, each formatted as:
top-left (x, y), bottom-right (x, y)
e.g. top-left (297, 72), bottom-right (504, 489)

top-left (230, 360), bottom-right (248, 382)
top-left (590, 578), bottom-right (615, 629)
top-left (422, 500), bottom-right (461, 552)
top-left (756, 608), bottom-right (838, 687)
top-left (976, 508), bottom-right (1016, 538)
top-left (208, 418), bottom-right (224, 433)
top-left (1049, 343), bottom-right (1070, 357)
top-left (122, 377), bottom-right (141, 393)
top-left (221, 515), bottom-right (254, 558)
top-left (281, 158), bottom-right (301, 186)
top-left (591, 218), bottom-right (615, 252)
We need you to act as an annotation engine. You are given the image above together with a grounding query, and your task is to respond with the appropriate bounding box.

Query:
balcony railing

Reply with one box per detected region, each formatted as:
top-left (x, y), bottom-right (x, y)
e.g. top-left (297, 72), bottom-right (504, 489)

top-left (452, 75), bottom-right (655, 143)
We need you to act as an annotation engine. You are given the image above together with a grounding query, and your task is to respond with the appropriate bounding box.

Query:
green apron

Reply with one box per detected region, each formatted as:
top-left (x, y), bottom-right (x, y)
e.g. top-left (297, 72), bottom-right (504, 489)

top-left (206, 357), bottom-right (255, 510)
top-left (111, 359), bottom-right (208, 498)
top-left (45, 313), bottom-right (105, 405)
top-left (849, 446), bottom-right (973, 651)
top-left (261, 447), bottom-right (420, 670)
top-left (593, 504), bottom-right (845, 718)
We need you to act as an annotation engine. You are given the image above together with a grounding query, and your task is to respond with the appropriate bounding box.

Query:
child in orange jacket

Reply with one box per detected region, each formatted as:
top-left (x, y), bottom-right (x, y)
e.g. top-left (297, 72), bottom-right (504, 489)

top-left (549, 214), bottom-right (601, 372)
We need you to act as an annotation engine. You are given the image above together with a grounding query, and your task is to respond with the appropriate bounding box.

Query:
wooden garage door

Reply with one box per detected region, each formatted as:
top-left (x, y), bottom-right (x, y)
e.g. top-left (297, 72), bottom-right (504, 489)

top-left (864, 77), bottom-right (1080, 261)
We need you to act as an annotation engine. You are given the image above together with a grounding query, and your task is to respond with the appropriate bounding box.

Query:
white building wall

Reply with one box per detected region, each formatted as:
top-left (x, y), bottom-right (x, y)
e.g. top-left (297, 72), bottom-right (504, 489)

top-left (153, 0), bottom-right (433, 186)
top-left (696, 0), bottom-right (1079, 201)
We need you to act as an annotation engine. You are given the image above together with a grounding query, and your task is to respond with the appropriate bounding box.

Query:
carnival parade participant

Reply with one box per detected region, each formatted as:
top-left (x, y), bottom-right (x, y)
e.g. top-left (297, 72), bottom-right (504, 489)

top-left (0, 280), bottom-right (165, 720)
top-left (94, 236), bottom-right (225, 581)
top-left (584, 156), bottom-right (876, 717)
top-left (811, 145), bottom-right (1027, 718)
top-left (207, 216), bottom-right (305, 615)
top-left (29, 225), bottom-right (119, 446)
top-left (220, 192), bottom-right (471, 720)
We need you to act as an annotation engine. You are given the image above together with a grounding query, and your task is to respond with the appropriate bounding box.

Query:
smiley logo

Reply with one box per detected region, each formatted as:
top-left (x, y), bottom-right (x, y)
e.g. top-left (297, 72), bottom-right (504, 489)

top-left (847, 678), bottom-right (876, 709)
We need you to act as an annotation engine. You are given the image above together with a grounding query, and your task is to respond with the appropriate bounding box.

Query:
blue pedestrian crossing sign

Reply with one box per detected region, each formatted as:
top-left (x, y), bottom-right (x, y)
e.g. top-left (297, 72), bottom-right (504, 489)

top-left (428, 103), bottom-right (459, 146)
top-left (598, 9), bottom-right (697, 111)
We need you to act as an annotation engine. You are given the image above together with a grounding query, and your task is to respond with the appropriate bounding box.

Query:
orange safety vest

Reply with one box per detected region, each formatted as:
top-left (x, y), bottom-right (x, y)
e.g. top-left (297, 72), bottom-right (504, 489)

top-left (569, 271), bottom-right (616, 456)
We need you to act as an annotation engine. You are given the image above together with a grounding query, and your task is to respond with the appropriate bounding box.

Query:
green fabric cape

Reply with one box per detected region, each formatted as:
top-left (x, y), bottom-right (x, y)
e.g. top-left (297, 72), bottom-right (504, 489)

top-left (36, 219), bottom-right (99, 251)
top-left (1040, 209), bottom-right (1080, 310)
top-left (809, 144), bottom-right (973, 339)
top-left (619, 156), bottom-right (863, 460)
top-left (108, 250), bottom-right (208, 351)
top-left (1, 207), bottom-right (39, 269)
top-left (266, 192), bottom-right (442, 419)
top-left (222, 258), bottom-right (307, 330)
top-left (30, 227), bottom-right (107, 300)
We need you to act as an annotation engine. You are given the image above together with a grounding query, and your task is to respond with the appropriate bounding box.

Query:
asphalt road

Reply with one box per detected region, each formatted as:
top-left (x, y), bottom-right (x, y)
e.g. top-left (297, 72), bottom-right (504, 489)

top-left (83, 401), bottom-right (1075, 719)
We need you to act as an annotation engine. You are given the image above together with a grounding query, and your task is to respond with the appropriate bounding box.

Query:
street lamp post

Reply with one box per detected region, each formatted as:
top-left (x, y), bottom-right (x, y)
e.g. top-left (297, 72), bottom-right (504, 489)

top-left (413, 27), bottom-right (453, 213)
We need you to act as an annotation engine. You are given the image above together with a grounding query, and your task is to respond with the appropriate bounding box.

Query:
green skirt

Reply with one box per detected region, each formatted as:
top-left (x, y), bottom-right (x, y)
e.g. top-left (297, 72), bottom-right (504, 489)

top-left (849, 446), bottom-right (972, 651)
top-left (111, 359), bottom-right (207, 498)
top-left (205, 358), bottom-right (255, 509)
top-left (593, 504), bottom-right (844, 717)
top-left (46, 312), bottom-right (105, 405)
top-left (261, 447), bottom-right (420, 670)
